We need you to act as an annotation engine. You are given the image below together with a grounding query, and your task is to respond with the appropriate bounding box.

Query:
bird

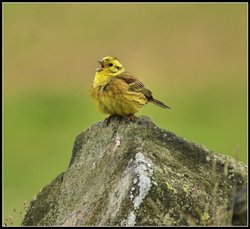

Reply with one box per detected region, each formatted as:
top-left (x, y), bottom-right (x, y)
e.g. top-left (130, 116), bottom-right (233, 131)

top-left (90, 56), bottom-right (170, 121)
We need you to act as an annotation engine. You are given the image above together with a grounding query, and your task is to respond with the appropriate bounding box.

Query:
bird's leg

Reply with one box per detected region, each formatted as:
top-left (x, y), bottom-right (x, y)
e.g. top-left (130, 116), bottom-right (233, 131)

top-left (104, 115), bottom-right (113, 125)
top-left (105, 114), bottom-right (136, 125)
top-left (127, 114), bottom-right (136, 122)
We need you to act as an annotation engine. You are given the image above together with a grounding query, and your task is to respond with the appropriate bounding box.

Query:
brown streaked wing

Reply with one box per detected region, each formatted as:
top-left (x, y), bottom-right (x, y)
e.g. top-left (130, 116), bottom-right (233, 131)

top-left (116, 72), bottom-right (153, 99)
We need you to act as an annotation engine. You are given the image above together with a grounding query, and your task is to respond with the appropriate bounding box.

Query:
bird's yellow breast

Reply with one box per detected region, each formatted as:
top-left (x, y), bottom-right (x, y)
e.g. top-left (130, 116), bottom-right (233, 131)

top-left (91, 78), bottom-right (147, 116)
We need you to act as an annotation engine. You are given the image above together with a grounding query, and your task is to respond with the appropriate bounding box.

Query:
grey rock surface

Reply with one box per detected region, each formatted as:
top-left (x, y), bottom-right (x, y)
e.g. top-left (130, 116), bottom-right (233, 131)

top-left (22, 116), bottom-right (247, 226)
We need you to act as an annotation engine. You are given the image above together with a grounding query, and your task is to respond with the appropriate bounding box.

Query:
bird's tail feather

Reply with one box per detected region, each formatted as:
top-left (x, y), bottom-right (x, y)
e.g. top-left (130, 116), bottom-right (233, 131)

top-left (151, 98), bottom-right (171, 109)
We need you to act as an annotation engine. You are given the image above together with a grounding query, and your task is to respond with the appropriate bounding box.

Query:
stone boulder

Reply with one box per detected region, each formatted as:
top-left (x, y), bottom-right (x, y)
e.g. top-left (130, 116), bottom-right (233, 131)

top-left (22, 116), bottom-right (247, 226)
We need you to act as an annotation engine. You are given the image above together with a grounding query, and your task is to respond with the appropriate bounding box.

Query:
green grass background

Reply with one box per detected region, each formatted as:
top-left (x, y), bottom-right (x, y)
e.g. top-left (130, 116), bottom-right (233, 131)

top-left (3, 3), bottom-right (247, 225)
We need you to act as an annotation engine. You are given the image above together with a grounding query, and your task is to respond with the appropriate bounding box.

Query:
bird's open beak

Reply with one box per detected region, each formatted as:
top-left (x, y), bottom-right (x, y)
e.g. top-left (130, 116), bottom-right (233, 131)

top-left (98, 60), bottom-right (104, 68)
top-left (96, 59), bottom-right (104, 72)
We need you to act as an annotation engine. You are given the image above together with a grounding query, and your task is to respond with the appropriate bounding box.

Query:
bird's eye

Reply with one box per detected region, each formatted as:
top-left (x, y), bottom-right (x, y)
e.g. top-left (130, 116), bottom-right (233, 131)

top-left (108, 63), bottom-right (113, 67)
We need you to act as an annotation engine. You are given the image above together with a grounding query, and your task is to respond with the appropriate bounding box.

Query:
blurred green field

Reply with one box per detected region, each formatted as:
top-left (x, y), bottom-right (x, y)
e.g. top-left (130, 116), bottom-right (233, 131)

top-left (3, 3), bottom-right (247, 225)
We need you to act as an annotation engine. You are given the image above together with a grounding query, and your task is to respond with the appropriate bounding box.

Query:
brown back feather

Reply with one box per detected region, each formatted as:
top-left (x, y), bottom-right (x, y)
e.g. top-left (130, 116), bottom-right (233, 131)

top-left (116, 72), bottom-right (171, 109)
top-left (116, 72), bottom-right (152, 99)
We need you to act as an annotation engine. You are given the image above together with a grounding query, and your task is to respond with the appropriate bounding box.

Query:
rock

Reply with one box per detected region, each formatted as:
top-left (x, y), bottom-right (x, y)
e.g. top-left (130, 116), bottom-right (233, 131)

top-left (22, 115), bottom-right (247, 226)
top-left (232, 186), bottom-right (247, 225)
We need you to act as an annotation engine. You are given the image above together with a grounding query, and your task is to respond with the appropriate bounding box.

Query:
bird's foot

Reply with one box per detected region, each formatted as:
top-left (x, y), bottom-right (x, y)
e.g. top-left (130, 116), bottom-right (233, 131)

top-left (104, 115), bottom-right (124, 125)
top-left (104, 114), bottom-right (136, 125)
top-left (126, 114), bottom-right (137, 123)
top-left (104, 115), bottom-right (113, 125)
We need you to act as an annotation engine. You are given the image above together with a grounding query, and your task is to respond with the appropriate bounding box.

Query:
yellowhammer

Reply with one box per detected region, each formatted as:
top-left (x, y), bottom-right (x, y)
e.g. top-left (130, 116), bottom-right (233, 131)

top-left (90, 56), bottom-right (170, 120)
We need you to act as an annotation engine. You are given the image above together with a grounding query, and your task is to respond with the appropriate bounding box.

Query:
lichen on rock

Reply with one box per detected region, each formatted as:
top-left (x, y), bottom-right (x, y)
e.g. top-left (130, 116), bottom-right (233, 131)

top-left (123, 151), bottom-right (154, 226)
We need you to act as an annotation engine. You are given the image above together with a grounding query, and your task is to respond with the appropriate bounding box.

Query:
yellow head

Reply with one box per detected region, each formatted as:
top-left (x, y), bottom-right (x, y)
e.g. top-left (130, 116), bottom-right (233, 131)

top-left (96, 56), bottom-right (125, 76)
